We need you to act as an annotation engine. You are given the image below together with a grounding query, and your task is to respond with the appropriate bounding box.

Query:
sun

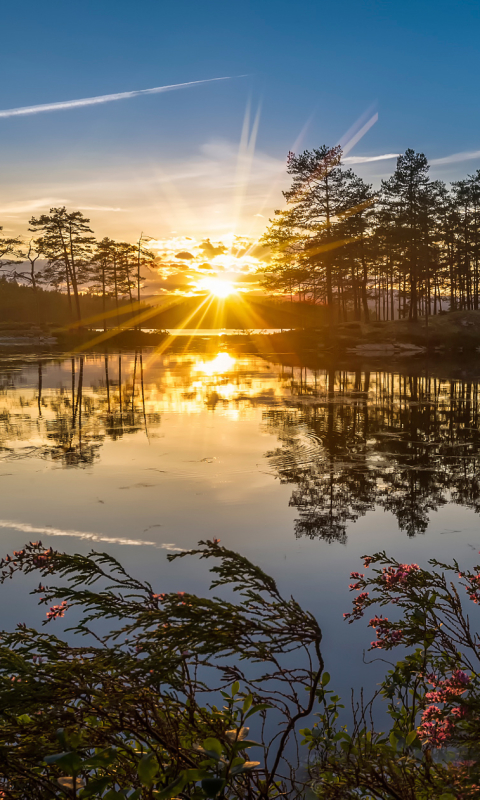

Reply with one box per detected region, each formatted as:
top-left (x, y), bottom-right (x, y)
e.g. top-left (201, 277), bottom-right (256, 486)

top-left (197, 277), bottom-right (236, 298)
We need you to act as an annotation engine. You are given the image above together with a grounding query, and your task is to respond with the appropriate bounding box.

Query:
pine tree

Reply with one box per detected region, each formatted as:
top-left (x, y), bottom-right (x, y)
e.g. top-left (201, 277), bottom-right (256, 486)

top-left (29, 207), bottom-right (96, 322)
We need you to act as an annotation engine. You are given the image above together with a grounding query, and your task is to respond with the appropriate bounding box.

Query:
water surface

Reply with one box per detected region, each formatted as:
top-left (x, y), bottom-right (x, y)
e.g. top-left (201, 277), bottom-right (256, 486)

top-left (1, 348), bottom-right (480, 700)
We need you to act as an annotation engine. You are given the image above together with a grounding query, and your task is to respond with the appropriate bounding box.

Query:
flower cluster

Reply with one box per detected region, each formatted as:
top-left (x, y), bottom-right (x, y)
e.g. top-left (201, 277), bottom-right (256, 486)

top-left (381, 563), bottom-right (420, 589)
top-left (46, 600), bottom-right (68, 621)
top-left (343, 591), bottom-right (369, 622)
top-left (418, 714), bottom-right (454, 748)
top-left (461, 569), bottom-right (480, 604)
top-left (348, 571), bottom-right (364, 591)
top-left (417, 671), bottom-right (471, 748)
top-left (425, 670), bottom-right (470, 703)
top-left (367, 614), bottom-right (403, 649)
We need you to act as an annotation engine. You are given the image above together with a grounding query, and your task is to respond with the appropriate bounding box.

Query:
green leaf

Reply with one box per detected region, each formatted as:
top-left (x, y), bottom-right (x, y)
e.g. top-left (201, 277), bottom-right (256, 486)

top-left (44, 751), bottom-right (83, 774)
top-left (405, 730), bottom-right (418, 746)
top-left (183, 769), bottom-right (210, 782)
top-left (321, 672), bottom-right (330, 687)
top-left (83, 747), bottom-right (118, 768)
top-left (231, 680), bottom-right (240, 696)
top-left (80, 778), bottom-right (113, 798)
top-left (154, 774), bottom-right (187, 800)
top-left (245, 703), bottom-right (272, 720)
top-left (202, 738), bottom-right (223, 758)
top-left (103, 792), bottom-right (125, 800)
top-left (389, 731), bottom-right (399, 750)
top-left (242, 694), bottom-right (253, 713)
top-left (138, 752), bottom-right (160, 787)
top-left (201, 777), bottom-right (225, 798)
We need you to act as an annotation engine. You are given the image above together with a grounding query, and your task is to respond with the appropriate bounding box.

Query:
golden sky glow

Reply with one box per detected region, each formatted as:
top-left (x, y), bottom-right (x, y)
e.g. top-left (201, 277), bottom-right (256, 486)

top-left (145, 233), bottom-right (268, 296)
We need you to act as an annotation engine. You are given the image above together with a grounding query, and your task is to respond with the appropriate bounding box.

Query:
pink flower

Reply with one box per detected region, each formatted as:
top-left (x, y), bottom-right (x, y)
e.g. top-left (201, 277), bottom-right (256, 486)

top-left (46, 600), bottom-right (68, 621)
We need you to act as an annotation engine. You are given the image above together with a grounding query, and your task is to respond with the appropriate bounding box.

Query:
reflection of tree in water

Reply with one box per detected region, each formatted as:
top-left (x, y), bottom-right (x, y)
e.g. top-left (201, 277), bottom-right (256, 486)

top-left (0, 353), bottom-right (161, 467)
top-left (263, 368), bottom-right (480, 542)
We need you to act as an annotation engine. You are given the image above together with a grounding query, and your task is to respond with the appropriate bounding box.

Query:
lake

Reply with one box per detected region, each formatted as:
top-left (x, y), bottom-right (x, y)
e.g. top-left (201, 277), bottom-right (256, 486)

top-left (1, 346), bottom-right (480, 704)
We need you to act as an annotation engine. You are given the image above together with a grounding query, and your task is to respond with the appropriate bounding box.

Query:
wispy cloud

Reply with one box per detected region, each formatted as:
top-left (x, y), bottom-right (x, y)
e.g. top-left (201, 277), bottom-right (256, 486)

top-left (343, 153), bottom-right (399, 164)
top-left (0, 519), bottom-right (185, 550)
top-left (342, 113), bottom-right (378, 156)
top-left (78, 205), bottom-right (126, 212)
top-left (0, 77), bottom-right (232, 119)
top-left (430, 149), bottom-right (480, 166)
top-left (0, 197), bottom-right (67, 214)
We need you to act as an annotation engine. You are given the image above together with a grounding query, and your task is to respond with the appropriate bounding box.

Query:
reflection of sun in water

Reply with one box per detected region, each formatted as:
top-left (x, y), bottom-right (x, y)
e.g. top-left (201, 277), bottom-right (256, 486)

top-left (197, 277), bottom-right (236, 298)
top-left (194, 353), bottom-right (236, 376)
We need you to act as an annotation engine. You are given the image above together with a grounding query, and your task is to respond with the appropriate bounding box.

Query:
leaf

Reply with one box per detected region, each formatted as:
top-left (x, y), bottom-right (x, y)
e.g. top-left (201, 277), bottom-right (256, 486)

top-left (154, 774), bottom-right (188, 800)
top-left (389, 731), bottom-right (399, 750)
top-left (202, 737), bottom-right (223, 758)
top-left (242, 694), bottom-right (253, 713)
top-left (321, 672), bottom-right (331, 686)
top-left (183, 769), bottom-right (210, 782)
top-left (80, 777), bottom-right (113, 798)
top-left (231, 680), bottom-right (240, 696)
top-left (201, 777), bottom-right (225, 798)
top-left (405, 730), bottom-right (418, 746)
top-left (232, 739), bottom-right (262, 752)
top-left (44, 751), bottom-right (83, 774)
top-left (138, 752), bottom-right (160, 786)
top-left (245, 703), bottom-right (272, 720)
top-left (83, 747), bottom-right (118, 768)
top-left (103, 792), bottom-right (125, 800)
top-left (225, 727), bottom-right (249, 742)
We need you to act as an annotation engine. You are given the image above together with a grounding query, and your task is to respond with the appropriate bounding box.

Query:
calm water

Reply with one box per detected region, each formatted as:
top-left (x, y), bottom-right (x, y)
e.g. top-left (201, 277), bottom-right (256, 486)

top-left (1, 347), bottom-right (480, 701)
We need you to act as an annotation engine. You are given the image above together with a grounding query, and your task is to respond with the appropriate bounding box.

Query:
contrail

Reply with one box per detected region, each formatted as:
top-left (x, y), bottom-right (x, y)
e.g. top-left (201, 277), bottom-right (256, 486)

top-left (0, 76), bottom-right (231, 119)
top-left (0, 519), bottom-right (185, 550)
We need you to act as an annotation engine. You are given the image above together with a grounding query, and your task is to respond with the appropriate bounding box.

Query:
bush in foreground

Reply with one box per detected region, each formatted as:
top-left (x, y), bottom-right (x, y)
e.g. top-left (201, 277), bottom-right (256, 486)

top-left (1, 541), bottom-right (480, 798)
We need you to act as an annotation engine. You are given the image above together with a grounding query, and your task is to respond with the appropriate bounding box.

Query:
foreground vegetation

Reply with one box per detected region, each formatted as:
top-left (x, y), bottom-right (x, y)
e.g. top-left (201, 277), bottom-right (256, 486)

top-left (1, 539), bottom-right (480, 797)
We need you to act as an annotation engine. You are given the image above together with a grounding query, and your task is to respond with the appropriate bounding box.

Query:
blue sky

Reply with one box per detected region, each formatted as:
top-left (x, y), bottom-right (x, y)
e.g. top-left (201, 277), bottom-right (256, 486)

top-left (1, 0), bottom-right (480, 242)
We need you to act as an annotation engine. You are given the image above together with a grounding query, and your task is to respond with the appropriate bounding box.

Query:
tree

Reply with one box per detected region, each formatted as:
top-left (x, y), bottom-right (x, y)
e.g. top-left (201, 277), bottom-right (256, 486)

top-left (377, 150), bottom-right (431, 322)
top-left (17, 238), bottom-right (44, 290)
top-left (0, 226), bottom-right (23, 277)
top-left (261, 147), bottom-right (374, 320)
top-left (29, 207), bottom-right (96, 322)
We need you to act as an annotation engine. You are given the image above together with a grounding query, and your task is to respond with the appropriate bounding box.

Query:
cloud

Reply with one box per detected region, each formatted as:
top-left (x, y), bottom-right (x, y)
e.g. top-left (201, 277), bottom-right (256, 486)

top-left (199, 239), bottom-right (228, 257)
top-left (342, 113), bottom-right (378, 156)
top-left (78, 205), bottom-right (126, 212)
top-left (430, 149), bottom-right (480, 166)
top-left (0, 197), bottom-right (68, 214)
top-left (0, 76), bottom-right (231, 119)
top-left (175, 250), bottom-right (195, 259)
top-left (343, 153), bottom-right (399, 164)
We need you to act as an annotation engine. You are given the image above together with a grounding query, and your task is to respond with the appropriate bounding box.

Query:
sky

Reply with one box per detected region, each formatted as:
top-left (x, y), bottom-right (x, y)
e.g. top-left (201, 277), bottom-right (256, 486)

top-left (2, 0), bottom-right (480, 291)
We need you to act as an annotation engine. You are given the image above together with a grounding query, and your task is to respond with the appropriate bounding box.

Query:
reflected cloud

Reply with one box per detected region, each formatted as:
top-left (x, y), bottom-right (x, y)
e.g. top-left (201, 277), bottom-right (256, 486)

top-left (0, 519), bottom-right (171, 548)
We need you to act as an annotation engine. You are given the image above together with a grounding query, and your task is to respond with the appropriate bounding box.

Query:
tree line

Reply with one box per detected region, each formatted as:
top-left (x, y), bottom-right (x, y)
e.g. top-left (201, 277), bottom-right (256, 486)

top-left (0, 207), bottom-right (156, 323)
top-left (261, 146), bottom-right (480, 322)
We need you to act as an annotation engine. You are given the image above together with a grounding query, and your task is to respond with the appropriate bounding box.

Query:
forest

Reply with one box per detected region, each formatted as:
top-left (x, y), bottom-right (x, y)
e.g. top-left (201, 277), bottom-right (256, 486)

top-left (0, 208), bottom-right (156, 324)
top-left (261, 146), bottom-right (480, 322)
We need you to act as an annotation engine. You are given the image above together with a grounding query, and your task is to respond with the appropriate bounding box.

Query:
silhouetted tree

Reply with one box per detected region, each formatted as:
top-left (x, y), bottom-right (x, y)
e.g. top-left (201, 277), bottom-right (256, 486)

top-left (29, 207), bottom-right (96, 321)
